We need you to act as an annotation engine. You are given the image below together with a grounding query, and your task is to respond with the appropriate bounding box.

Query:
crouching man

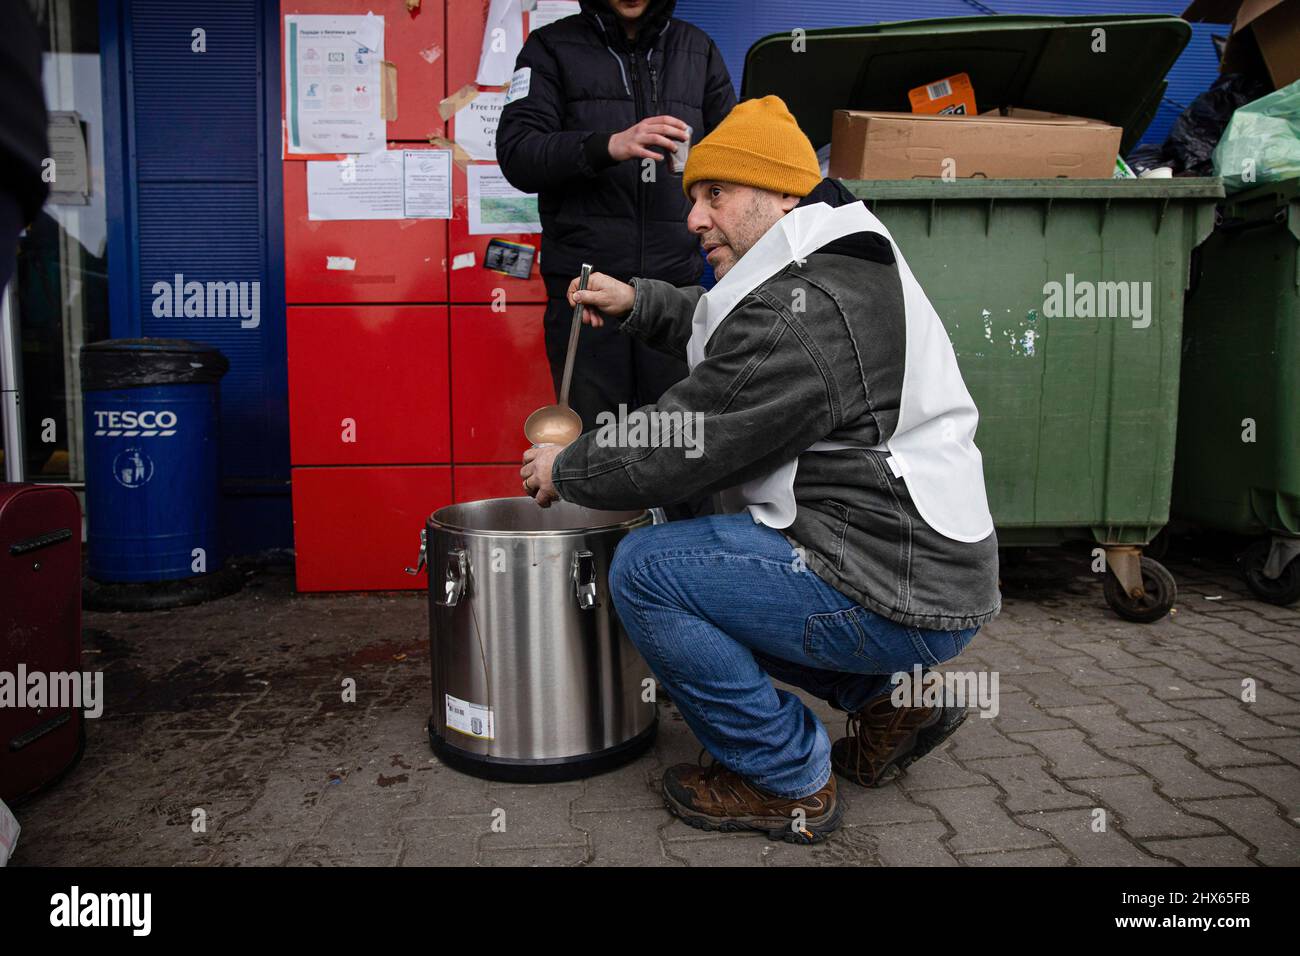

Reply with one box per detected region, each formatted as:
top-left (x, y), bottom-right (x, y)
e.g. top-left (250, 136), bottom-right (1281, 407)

top-left (521, 96), bottom-right (1000, 844)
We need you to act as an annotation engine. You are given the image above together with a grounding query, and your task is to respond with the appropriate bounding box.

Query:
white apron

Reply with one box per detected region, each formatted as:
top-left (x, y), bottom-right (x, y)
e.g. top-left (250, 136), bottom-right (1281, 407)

top-left (686, 201), bottom-right (994, 543)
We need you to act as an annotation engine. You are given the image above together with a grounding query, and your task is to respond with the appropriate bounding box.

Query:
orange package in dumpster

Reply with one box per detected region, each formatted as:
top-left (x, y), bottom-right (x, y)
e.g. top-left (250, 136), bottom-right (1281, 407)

top-left (908, 72), bottom-right (976, 115)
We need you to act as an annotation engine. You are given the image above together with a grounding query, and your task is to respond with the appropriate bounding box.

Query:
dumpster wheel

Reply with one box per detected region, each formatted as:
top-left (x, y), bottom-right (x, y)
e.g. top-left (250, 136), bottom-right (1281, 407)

top-left (1104, 556), bottom-right (1176, 623)
top-left (1242, 540), bottom-right (1300, 607)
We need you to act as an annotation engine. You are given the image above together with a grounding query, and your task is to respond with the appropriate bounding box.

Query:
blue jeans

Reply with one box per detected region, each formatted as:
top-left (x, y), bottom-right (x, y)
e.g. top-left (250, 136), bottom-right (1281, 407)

top-left (609, 513), bottom-right (979, 799)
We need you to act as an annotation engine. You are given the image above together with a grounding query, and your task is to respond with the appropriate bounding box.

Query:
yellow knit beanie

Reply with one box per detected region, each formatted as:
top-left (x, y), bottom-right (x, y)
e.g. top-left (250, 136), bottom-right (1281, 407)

top-left (682, 95), bottom-right (821, 199)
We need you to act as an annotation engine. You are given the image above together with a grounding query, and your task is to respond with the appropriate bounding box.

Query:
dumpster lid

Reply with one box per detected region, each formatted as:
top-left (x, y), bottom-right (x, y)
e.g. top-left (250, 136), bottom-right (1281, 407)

top-left (81, 338), bottom-right (229, 390)
top-left (741, 14), bottom-right (1192, 156)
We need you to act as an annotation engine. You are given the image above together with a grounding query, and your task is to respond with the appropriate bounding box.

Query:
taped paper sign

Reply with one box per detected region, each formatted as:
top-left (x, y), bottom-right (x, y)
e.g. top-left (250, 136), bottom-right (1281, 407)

top-left (528, 0), bottom-right (580, 31)
top-left (504, 67), bottom-right (531, 105)
top-left (467, 164), bottom-right (540, 235)
top-left (477, 0), bottom-right (524, 86)
top-left (402, 150), bottom-right (453, 218)
top-left (326, 256), bottom-right (357, 271)
top-left (308, 150), bottom-right (403, 219)
top-left (47, 111), bottom-right (89, 204)
top-left (285, 14), bottom-right (386, 154)
top-left (455, 91), bottom-right (505, 161)
top-left (307, 150), bottom-right (452, 220)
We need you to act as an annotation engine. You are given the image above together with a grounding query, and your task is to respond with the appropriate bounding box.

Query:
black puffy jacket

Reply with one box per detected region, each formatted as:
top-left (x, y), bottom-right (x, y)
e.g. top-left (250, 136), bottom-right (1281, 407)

top-left (0, 0), bottom-right (48, 223)
top-left (496, 0), bottom-right (735, 298)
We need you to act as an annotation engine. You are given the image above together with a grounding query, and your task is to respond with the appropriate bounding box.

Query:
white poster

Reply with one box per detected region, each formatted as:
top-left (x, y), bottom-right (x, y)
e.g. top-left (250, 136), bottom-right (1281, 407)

top-left (476, 0), bottom-right (524, 86)
top-left (402, 149), bottom-right (453, 219)
top-left (306, 150), bottom-right (453, 221)
top-left (528, 0), bottom-right (581, 31)
top-left (467, 164), bottom-right (540, 235)
top-left (47, 111), bottom-right (89, 204)
top-left (307, 151), bottom-right (403, 220)
top-left (41, 53), bottom-right (107, 258)
top-left (285, 14), bottom-right (385, 155)
top-left (454, 90), bottom-right (505, 162)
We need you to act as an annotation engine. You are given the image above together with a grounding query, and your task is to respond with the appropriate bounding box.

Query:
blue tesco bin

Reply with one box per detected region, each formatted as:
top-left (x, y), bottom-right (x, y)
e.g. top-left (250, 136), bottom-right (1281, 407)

top-left (81, 339), bottom-right (229, 583)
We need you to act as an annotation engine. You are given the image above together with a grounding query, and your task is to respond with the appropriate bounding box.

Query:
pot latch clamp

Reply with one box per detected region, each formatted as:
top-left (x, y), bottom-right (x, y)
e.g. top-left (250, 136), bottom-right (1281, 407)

top-left (404, 528), bottom-right (428, 576)
top-left (437, 548), bottom-right (468, 608)
top-left (572, 550), bottom-right (598, 610)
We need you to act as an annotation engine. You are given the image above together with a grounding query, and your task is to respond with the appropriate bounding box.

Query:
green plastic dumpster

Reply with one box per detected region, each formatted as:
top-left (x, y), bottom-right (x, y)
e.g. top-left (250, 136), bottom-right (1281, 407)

top-left (1173, 178), bottom-right (1300, 606)
top-left (744, 14), bottom-right (1225, 622)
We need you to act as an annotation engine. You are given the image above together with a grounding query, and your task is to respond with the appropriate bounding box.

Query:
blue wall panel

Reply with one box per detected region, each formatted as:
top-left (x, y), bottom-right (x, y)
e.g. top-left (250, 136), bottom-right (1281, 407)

top-left (104, 0), bottom-right (290, 553)
top-left (129, 0), bottom-right (262, 180)
top-left (673, 0), bottom-right (1225, 147)
top-left (135, 182), bottom-right (272, 477)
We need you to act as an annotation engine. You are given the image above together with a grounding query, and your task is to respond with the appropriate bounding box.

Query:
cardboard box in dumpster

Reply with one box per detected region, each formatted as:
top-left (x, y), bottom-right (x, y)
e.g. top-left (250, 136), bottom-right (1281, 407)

top-left (828, 109), bottom-right (1122, 180)
top-left (1183, 0), bottom-right (1300, 91)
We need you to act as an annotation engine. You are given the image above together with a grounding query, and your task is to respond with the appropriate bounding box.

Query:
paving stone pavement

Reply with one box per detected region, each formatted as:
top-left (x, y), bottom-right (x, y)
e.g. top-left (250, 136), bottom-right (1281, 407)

top-left (9, 544), bottom-right (1300, 867)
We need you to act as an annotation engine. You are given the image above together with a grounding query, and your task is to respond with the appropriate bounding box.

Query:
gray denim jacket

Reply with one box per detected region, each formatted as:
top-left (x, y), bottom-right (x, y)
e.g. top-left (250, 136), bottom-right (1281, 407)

top-left (552, 183), bottom-right (1001, 630)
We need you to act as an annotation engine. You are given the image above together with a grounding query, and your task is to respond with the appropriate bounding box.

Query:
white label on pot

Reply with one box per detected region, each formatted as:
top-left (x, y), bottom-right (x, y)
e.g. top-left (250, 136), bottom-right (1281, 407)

top-left (445, 693), bottom-right (494, 740)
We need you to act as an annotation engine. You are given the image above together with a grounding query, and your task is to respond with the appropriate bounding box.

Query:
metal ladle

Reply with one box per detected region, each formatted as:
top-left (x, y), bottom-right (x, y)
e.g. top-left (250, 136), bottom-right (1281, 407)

top-left (524, 263), bottom-right (591, 446)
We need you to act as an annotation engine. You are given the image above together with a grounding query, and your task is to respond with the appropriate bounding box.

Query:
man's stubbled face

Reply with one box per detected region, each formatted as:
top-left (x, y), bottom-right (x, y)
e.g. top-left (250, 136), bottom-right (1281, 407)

top-left (687, 182), bottom-right (798, 280)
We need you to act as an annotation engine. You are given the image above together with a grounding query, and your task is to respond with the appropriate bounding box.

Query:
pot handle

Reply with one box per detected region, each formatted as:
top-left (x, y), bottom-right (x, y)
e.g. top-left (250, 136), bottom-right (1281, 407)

top-left (572, 550), bottom-right (598, 610)
top-left (403, 528), bottom-right (428, 576)
top-left (436, 548), bottom-right (468, 608)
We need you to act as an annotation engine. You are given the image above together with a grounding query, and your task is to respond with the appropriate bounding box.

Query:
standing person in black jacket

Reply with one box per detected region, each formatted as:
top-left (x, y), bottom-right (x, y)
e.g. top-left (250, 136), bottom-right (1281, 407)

top-left (0, 0), bottom-right (48, 293)
top-left (496, 0), bottom-right (735, 444)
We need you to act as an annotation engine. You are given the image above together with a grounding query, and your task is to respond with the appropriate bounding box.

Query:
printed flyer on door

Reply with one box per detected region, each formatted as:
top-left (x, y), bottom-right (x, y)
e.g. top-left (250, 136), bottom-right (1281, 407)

top-left (284, 13), bottom-right (386, 155)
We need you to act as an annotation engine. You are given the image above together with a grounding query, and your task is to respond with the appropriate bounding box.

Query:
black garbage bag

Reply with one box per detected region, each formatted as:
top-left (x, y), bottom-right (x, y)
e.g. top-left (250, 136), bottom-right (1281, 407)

top-left (1164, 73), bottom-right (1271, 175)
top-left (1125, 142), bottom-right (1170, 175)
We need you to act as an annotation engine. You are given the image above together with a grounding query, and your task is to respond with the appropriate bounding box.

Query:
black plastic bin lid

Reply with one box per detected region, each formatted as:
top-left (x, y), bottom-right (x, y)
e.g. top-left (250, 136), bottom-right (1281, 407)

top-left (81, 338), bottom-right (230, 390)
top-left (741, 14), bottom-right (1192, 155)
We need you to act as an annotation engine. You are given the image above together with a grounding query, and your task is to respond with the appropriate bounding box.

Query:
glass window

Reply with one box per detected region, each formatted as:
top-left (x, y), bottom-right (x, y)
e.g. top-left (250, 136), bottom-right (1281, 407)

top-left (2, 0), bottom-right (109, 484)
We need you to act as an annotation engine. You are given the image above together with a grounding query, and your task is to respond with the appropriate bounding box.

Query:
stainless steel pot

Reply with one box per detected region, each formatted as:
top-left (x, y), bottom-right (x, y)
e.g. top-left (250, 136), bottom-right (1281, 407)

top-left (410, 497), bottom-right (656, 781)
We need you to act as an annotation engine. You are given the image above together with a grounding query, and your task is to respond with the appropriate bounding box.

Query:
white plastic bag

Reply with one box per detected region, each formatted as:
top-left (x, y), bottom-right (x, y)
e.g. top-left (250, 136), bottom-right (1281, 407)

top-left (1213, 78), bottom-right (1300, 192)
top-left (0, 798), bottom-right (19, 866)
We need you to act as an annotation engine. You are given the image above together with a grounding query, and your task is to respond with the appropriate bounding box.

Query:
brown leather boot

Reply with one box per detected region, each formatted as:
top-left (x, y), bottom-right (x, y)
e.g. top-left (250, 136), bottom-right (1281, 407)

top-left (831, 692), bottom-right (966, 788)
top-left (661, 757), bottom-right (843, 845)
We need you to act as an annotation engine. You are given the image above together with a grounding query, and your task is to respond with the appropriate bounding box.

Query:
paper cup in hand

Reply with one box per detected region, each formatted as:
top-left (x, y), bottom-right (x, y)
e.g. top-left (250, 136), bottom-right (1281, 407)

top-left (671, 124), bottom-right (693, 174)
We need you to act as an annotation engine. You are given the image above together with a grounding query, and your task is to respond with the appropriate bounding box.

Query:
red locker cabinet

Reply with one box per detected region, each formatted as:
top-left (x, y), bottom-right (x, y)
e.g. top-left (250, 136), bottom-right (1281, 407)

top-left (292, 465), bottom-right (451, 591)
top-left (446, 0), bottom-right (547, 303)
top-left (454, 465), bottom-right (530, 504)
top-left (287, 305), bottom-right (450, 465)
top-left (283, 150), bottom-right (450, 304)
top-left (451, 304), bottom-right (553, 463)
top-left (280, 0), bottom-right (446, 145)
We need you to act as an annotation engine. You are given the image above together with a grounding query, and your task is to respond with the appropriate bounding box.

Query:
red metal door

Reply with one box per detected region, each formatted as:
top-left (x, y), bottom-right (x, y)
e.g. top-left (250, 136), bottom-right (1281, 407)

top-left (451, 304), bottom-right (552, 463)
top-left (292, 465), bottom-right (451, 591)
top-left (287, 305), bottom-right (450, 464)
top-left (283, 149), bottom-right (450, 304)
